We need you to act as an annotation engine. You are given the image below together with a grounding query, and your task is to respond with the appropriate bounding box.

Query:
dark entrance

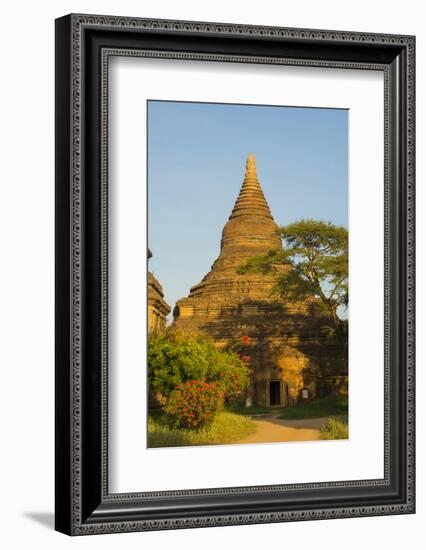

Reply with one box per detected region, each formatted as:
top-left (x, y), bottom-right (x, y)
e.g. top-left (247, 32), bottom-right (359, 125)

top-left (269, 381), bottom-right (281, 406)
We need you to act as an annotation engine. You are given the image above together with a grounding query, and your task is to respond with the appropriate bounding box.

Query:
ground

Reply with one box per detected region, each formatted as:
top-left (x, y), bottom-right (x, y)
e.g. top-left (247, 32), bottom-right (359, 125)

top-left (235, 414), bottom-right (327, 444)
top-left (148, 395), bottom-right (348, 447)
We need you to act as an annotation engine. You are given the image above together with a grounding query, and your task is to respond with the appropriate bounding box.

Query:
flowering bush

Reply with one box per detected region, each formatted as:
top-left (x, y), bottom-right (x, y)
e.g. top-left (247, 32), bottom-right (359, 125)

top-left (148, 331), bottom-right (252, 429)
top-left (165, 380), bottom-right (224, 429)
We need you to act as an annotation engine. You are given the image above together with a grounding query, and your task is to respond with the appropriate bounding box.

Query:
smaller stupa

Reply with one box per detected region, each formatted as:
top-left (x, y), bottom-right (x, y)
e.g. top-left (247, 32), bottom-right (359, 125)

top-left (147, 249), bottom-right (171, 333)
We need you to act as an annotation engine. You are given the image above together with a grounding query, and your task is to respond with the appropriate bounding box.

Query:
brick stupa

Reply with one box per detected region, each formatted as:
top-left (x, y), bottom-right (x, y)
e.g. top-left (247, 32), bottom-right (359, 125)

top-left (147, 249), bottom-right (171, 333)
top-left (173, 154), bottom-right (346, 406)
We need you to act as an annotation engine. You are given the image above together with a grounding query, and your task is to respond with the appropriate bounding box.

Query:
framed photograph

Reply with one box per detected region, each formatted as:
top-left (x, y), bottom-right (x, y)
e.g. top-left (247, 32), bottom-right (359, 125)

top-left (55, 14), bottom-right (415, 535)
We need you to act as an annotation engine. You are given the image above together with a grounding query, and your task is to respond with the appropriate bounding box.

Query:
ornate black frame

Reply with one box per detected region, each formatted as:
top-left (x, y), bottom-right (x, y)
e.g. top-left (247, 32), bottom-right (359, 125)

top-left (55, 14), bottom-right (415, 535)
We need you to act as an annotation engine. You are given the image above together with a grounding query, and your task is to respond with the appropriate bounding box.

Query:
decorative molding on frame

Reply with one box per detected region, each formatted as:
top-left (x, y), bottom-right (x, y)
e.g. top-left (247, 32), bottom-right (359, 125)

top-left (72, 13), bottom-right (415, 46)
top-left (76, 504), bottom-right (412, 536)
top-left (64, 13), bottom-right (415, 535)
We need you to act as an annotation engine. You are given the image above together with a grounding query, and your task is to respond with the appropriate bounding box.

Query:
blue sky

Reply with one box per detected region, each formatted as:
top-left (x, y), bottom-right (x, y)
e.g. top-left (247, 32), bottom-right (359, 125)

top-left (148, 101), bottom-right (348, 315)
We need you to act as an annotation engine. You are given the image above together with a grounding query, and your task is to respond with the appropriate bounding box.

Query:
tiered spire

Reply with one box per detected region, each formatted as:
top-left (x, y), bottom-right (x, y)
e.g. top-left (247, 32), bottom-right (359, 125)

top-left (176, 153), bottom-right (282, 297)
top-left (229, 154), bottom-right (273, 220)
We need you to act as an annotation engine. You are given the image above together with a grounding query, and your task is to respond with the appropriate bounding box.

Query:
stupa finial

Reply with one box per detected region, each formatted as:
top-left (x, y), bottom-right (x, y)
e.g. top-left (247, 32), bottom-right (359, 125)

top-left (245, 153), bottom-right (257, 179)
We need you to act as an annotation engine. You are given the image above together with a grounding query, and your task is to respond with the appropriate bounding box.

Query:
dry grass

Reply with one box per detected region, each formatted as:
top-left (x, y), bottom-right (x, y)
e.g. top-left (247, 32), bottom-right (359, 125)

top-left (148, 411), bottom-right (256, 448)
top-left (320, 416), bottom-right (349, 440)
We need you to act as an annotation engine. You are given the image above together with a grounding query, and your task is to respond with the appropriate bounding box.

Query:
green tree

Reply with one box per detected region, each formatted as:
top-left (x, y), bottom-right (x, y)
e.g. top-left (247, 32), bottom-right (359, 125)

top-left (148, 329), bottom-right (250, 401)
top-left (238, 219), bottom-right (348, 344)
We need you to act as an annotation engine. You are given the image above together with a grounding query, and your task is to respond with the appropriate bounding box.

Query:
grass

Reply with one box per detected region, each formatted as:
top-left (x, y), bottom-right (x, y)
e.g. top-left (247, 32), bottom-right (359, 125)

top-left (148, 411), bottom-right (256, 448)
top-left (278, 395), bottom-right (348, 420)
top-left (320, 415), bottom-right (349, 440)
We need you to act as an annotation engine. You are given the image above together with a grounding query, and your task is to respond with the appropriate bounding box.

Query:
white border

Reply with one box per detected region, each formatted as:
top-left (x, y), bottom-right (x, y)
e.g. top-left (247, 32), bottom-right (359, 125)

top-left (108, 57), bottom-right (384, 493)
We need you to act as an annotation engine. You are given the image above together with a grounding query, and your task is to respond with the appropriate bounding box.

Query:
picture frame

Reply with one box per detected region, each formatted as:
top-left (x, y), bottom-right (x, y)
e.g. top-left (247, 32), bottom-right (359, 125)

top-left (55, 13), bottom-right (415, 535)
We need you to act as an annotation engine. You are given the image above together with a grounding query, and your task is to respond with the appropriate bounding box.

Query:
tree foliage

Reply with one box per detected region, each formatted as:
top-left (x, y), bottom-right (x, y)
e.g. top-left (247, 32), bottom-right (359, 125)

top-left (238, 219), bottom-right (348, 344)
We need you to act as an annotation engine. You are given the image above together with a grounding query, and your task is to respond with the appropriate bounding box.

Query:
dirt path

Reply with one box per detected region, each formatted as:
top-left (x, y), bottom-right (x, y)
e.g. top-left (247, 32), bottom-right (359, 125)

top-left (235, 416), bottom-right (328, 444)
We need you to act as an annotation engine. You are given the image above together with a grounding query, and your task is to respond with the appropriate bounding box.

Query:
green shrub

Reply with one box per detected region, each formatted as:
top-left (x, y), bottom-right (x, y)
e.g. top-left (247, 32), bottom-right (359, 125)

top-left (148, 411), bottom-right (256, 447)
top-left (148, 329), bottom-right (250, 401)
top-left (320, 416), bottom-right (349, 440)
top-left (165, 380), bottom-right (224, 429)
